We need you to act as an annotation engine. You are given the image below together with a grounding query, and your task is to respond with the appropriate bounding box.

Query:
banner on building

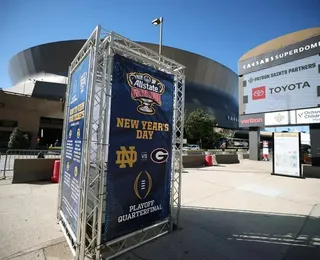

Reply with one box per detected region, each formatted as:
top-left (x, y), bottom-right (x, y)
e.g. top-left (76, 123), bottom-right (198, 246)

top-left (242, 54), bottom-right (320, 115)
top-left (60, 52), bottom-right (91, 236)
top-left (264, 111), bottom-right (289, 126)
top-left (103, 54), bottom-right (174, 242)
top-left (238, 113), bottom-right (265, 127)
top-left (296, 107), bottom-right (320, 124)
top-left (239, 35), bottom-right (320, 75)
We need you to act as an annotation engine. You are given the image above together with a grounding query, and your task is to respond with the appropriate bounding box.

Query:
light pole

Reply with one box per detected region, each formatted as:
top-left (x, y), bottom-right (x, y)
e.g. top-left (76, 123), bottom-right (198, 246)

top-left (152, 17), bottom-right (163, 55)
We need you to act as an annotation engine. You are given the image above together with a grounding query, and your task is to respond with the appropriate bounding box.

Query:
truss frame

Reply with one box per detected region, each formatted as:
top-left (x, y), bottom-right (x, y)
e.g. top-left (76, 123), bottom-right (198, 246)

top-left (58, 25), bottom-right (185, 260)
top-left (57, 25), bottom-right (102, 259)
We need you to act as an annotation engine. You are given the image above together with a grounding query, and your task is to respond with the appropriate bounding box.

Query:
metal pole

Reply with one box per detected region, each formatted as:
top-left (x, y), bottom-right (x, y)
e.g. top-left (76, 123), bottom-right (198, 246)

top-left (159, 17), bottom-right (163, 55)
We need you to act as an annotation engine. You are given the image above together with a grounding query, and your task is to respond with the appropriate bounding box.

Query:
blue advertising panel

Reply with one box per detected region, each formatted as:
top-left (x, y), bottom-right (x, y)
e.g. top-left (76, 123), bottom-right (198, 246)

top-left (103, 54), bottom-right (174, 242)
top-left (61, 53), bottom-right (91, 236)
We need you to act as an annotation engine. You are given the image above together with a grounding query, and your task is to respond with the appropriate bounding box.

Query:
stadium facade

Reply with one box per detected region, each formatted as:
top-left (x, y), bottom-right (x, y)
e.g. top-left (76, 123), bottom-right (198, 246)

top-left (238, 27), bottom-right (320, 163)
top-left (0, 40), bottom-right (238, 148)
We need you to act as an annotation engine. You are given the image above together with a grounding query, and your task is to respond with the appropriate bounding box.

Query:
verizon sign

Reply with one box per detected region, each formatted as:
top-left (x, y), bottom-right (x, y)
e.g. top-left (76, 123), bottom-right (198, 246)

top-left (242, 54), bottom-right (320, 114)
top-left (239, 114), bottom-right (265, 127)
top-left (296, 107), bottom-right (320, 124)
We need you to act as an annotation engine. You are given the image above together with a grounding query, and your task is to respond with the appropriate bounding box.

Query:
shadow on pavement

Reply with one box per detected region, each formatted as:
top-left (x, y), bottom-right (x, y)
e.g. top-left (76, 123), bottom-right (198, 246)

top-left (122, 206), bottom-right (320, 260)
top-left (21, 181), bottom-right (55, 185)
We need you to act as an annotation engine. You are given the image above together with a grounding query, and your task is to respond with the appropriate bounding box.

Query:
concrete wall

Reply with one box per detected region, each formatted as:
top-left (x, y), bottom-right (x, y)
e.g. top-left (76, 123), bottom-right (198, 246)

top-left (0, 91), bottom-right (63, 147)
top-left (13, 158), bottom-right (57, 183)
top-left (182, 153), bottom-right (241, 168)
top-left (215, 154), bottom-right (240, 164)
top-left (183, 155), bottom-right (206, 168)
top-left (303, 165), bottom-right (320, 178)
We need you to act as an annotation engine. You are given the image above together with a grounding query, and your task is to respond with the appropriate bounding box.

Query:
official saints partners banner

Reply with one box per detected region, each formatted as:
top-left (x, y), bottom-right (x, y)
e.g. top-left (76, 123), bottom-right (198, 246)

top-left (103, 54), bottom-right (174, 242)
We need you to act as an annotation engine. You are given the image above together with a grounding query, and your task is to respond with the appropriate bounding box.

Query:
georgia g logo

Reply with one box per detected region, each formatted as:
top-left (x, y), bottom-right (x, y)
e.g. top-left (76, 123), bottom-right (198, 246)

top-left (150, 148), bottom-right (169, 164)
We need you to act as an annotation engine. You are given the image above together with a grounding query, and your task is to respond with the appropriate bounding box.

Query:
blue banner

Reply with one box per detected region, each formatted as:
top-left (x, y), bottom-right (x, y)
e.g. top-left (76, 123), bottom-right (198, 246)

top-left (103, 54), bottom-right (174, 242)
top-left (61, 53), bottom-right (91, 236)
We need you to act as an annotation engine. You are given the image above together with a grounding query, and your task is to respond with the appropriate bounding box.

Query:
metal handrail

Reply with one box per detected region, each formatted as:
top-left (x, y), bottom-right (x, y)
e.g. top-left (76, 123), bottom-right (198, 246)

top-left (0, 149), bottom-right (61, 180)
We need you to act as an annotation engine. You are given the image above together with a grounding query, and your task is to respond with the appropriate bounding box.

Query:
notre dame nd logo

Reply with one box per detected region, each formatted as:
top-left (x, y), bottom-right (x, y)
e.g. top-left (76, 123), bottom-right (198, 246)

top-left (126, 72), bottom-right (165, 115)
top-left (116, 146), bottom-right (137, 168)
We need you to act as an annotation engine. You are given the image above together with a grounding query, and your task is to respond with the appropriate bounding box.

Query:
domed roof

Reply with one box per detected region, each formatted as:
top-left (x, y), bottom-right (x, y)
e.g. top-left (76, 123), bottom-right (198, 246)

top-left (240, 27), bottom-right (320, 61)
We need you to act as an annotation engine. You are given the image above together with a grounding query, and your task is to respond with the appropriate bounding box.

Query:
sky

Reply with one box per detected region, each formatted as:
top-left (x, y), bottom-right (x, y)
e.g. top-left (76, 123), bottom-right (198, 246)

top-left (0, 0), bottom-right (318, 134)
top-left (0, 0), bottom-right (319, 88)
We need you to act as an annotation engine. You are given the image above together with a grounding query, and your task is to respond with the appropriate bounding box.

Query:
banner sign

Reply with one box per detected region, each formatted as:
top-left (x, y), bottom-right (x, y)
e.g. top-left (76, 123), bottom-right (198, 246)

top-left (273, 132), bottom-right (301, 178)
top-left (239, 34), bottom-right (320, 75)
top-left (238, 113), bottom-right (265, 127)
top-left (296, 107), bottom-right (320, 124)
top-left (264, 111), bottom-right (289, 126)
top-left (103, 54), bottom-right (174, 242)
top-left (60, 53), bottom-right (91, 235)
top-left (242, 55), bottom-right (320, 114)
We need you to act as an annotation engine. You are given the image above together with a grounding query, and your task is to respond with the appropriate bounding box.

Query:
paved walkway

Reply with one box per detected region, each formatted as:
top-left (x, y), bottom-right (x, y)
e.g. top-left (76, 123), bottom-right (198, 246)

top-left (0, 178), bottom-right (65, 260)
top-left (1, 160), bottom-right (320, 259)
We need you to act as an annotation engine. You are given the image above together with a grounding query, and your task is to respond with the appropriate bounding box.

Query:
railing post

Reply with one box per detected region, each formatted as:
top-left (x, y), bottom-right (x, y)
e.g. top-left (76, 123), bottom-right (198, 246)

top-left (2, 149), bottom-right (10, 179)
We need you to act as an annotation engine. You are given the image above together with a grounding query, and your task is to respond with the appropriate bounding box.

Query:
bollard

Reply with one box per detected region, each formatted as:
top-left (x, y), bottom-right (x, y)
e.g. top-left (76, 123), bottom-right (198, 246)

top-left (205, 155), bottom-right (213, 166)
top-left (51, 160), bottom-right (61, 183)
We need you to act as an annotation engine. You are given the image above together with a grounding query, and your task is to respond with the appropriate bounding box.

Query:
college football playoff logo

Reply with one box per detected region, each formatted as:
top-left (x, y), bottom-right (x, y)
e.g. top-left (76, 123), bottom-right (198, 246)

top-left (127, 72), bottom-right (165, 115)
top-left (150, 148), bottom-right (169, 164)
top-left (134, 170), bottom-right (152, 199)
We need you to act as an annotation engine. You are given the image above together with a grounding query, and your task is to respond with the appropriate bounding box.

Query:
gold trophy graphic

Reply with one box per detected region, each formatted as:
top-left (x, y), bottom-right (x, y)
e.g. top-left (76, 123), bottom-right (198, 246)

top-left (139, 97), bottom-right (154, 114)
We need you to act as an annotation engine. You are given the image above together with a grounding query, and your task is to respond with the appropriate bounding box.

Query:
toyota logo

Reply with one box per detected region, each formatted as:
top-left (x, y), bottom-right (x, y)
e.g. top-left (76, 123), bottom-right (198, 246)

top-left (253, 90), bottom-right (264, 97)
top-left (150, 148), bottom-right (169, 164)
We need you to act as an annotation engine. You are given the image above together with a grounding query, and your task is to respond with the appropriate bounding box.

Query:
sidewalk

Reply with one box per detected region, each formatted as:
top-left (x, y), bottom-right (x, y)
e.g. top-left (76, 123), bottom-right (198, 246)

top-left (0, 178), bottom-right (68, 260)
top-left (1, 160), bottom-right (320, 259)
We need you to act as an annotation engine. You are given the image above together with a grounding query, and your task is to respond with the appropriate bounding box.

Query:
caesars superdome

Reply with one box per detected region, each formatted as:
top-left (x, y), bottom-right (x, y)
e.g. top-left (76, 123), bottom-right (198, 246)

top-left (7, 40), bottom-right (239, 129)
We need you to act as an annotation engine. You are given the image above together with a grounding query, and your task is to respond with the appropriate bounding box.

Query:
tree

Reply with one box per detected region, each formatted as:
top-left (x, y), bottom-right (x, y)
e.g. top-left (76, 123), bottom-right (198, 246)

top-left (214, 127), bottom-right (236, 138)
top-left (8, 127), bottom-right (30, 149)
top-left (184, 109), bottom-right (222, 149)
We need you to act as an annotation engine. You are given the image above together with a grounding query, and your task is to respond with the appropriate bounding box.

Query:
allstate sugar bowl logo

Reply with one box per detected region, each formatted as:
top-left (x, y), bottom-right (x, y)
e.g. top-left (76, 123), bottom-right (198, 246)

top-left (126, 72), bottom-right (165, 115)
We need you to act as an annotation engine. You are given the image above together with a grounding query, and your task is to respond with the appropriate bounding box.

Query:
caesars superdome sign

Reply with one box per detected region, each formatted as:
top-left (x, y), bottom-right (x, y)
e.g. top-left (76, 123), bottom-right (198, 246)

top-left (238, 35), bottom-right (320, 75)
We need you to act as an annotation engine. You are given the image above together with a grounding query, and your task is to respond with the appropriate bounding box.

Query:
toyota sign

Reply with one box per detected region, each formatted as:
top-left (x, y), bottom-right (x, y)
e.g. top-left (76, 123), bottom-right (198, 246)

top-left (241, 55), bottom-right (320, 114)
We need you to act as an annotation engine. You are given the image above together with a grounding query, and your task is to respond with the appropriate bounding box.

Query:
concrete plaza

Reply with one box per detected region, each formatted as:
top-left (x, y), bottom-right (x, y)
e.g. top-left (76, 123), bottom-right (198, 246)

top-left (1, 160), bottom-right (320, 259)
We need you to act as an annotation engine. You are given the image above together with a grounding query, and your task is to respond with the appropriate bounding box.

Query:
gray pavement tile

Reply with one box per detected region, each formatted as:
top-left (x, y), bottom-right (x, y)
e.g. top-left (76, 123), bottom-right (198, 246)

top-left (119, 218), bottom-right (267, 260)
top-left (5, 249), bottom-right (45, 260)
top-left (43, 242), bottom-right (73, 260)
top-left (2, 160), bottom-right (320, 260)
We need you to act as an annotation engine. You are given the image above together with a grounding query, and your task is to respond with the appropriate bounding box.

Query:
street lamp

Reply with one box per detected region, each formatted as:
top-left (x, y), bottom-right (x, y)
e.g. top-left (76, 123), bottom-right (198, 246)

top-left (152, 17), bottom-right (163, 55)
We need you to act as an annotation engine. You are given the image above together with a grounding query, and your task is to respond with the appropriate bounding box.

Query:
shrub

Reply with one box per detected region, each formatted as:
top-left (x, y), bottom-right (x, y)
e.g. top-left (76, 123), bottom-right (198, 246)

top-left (8, 127), bottom-right (30, 149)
